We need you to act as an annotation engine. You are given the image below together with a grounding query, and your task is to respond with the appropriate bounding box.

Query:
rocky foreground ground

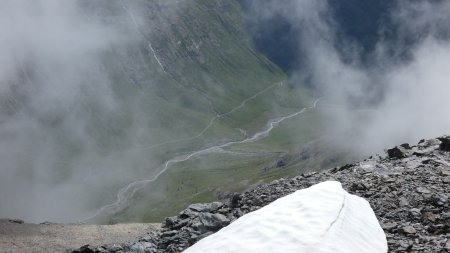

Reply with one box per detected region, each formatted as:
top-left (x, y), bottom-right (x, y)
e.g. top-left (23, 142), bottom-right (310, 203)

top-left (72, 136), bottom-right (450, 253)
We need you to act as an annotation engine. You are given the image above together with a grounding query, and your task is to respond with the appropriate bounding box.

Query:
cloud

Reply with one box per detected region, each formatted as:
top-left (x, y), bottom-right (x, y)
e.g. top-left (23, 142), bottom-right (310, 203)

top-left (0, 0), bottom-right (148, 222)
top-left (362, 38), bottom-right (450, 152)
top-left (244, 0), bottom-right (450, 156)
top-left (2, 0), bottom-right (450, 223)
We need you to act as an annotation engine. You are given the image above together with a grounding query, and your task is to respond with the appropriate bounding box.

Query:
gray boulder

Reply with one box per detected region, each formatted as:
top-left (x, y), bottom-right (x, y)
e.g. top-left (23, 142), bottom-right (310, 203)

top-left (386, 146), bottom-right (406, 159)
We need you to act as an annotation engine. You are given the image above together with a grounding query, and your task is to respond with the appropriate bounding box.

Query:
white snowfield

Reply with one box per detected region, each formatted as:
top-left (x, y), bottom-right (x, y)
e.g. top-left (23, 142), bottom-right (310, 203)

top-left (184, 181), bottom-right (388, 253)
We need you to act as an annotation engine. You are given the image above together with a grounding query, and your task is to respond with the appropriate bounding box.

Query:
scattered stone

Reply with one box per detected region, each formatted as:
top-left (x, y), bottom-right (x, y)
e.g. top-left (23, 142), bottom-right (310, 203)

top-left (432, 194), bottom-right (448, 206)
top-left (73, 245), bottom-right (96, 253)
top-left (416, 187), bottom-right (431, 194)
top-left (399, 197), bottom-right (409, 207)
top-left (350, 182), bottom-right (366, 191)
top-left (40, 221), bottom-right (56, 225)
top-left (441, 168), bottom-right (450, 176)
top-left (422, 212), bottom-right (436, 222)
top-left (161, 230), bottom-right (177, 238)
top-left (187, 203), bottom-right (211, 213)
top-left (398, 240), bottom-right (410, 248)
top-left (230, 194), bottom-right (241, 208)
top-left (164, 216), bottom-right (178, 228)
top-left (402, 226), bottom-right (417, 235)
top-left (108, 245), bottom-right (123, 252)
top-left (387, 146), bottom-right (406, 159)
top-left (382, 222), bottom-right (398, 232)
top-left (400, 143), bottom-right (412, 149)
top-left (8, 219), bottom-right (24, 224)
top-left (437, 136), bottom-right (450, 151)
top-left (409, 208), bottom-right (421, 218)
top-left (198, 213), bottom-right (229, 230)
top-left (130, 242), bottom-right (156, 253)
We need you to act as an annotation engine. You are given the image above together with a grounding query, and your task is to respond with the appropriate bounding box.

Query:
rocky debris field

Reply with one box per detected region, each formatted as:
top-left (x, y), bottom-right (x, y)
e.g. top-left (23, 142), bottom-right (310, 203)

top-left (72, 136), bottom-right (450, 253)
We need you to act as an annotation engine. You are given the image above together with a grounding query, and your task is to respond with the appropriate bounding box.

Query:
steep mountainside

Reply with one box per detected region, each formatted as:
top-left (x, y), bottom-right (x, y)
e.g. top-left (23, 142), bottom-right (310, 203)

top-left (1, 0), bottom-right (322, 223)
top-left (89, 0), bottom-right (322, 224)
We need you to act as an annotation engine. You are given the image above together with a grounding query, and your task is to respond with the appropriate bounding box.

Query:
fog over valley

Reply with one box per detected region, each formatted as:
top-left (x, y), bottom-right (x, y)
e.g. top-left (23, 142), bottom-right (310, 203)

top-left (1, 0), bottom-right (449, 224)
top-left (243, 0), bottom-right (450, 154)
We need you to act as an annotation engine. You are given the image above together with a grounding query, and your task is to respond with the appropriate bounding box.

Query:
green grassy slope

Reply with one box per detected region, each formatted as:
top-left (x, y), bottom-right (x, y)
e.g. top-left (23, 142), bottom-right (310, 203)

top-left (3, 0), bottom-right (328, 223)
top-left (84, 0), bottom-right (326, 223)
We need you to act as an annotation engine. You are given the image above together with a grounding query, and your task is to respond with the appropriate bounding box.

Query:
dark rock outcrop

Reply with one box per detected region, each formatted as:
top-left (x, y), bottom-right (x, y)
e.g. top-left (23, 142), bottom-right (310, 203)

top-left (438, 136), bottom-right (450, 151)
top-left (386, 146), bottom-right (406, 159)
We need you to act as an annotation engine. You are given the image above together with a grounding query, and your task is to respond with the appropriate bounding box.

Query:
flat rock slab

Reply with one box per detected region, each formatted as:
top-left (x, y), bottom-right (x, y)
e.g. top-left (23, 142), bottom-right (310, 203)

top-left (0, 220), bottom-right (160, 253)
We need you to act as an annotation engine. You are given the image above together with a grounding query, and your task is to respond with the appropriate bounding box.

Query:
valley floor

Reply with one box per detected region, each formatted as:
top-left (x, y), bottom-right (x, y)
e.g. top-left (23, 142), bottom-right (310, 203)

top-left (0, 220), bottom-right (160, 253)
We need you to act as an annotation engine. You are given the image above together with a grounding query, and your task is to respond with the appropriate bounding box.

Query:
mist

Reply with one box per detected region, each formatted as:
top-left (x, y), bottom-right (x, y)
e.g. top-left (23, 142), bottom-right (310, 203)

top-left (0, 0), bottom-right (166, 222)
top-left (243, 0), bottom-right (450, 156)
top-left (2, 0), bottom-right (450, 224)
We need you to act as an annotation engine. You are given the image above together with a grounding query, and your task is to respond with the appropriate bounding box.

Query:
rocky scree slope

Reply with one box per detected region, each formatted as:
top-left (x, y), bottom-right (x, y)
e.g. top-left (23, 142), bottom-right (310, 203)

top-left (71, 136), bottom-right (450, 253)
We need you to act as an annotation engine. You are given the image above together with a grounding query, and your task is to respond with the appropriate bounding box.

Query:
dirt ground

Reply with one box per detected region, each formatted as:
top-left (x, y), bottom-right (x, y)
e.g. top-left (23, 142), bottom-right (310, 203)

top-left (0, 219), bottom-right (160, 253)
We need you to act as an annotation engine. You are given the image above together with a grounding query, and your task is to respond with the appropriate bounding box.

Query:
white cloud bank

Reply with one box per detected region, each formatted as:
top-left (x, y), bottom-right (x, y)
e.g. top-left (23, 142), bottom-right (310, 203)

top-left (0, 0), bottom-right (144, 222)
top-left (246, 0), bottom-right (450, 155)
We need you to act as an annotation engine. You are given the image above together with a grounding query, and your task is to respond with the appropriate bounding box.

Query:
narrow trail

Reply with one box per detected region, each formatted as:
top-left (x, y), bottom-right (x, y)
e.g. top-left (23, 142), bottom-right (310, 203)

top-left (81, 99), bottom-right (319, 222)
top-left (218, 81), bottom-right (284, 118)
top-left (133, 81), bottom-right (283, 152)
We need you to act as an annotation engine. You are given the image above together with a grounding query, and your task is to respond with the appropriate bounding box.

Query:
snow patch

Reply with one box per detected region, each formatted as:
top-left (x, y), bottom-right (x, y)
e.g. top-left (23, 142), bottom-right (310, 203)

top-left (184, 181), bottom-right (387, 253)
